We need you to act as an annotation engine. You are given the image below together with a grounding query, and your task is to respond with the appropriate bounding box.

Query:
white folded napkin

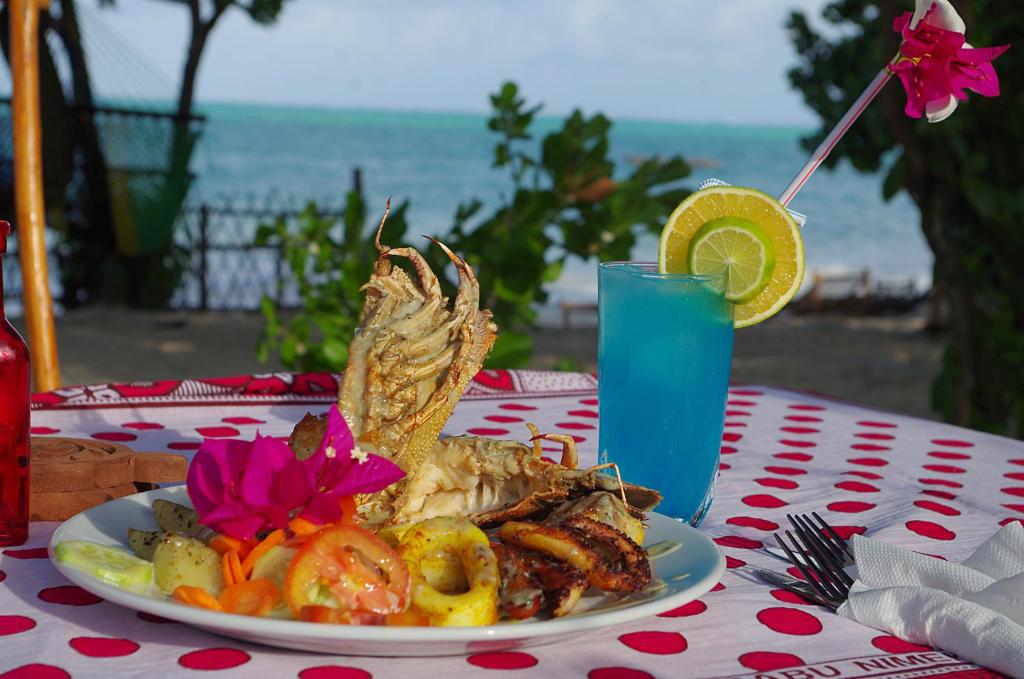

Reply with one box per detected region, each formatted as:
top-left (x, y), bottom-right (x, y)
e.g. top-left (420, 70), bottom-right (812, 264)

top-left (838, 522), bottom-right (1024, 678)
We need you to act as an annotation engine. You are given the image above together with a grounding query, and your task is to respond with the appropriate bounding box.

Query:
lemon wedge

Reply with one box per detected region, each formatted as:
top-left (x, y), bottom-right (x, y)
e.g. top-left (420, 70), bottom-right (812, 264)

top-left (659, 185), bottom-right (805, 328)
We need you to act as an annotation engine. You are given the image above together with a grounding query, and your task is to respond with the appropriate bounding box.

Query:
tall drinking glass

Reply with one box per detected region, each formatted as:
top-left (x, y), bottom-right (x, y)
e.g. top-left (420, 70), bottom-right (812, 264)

top-left (598, 262), bottom-right (734, 524)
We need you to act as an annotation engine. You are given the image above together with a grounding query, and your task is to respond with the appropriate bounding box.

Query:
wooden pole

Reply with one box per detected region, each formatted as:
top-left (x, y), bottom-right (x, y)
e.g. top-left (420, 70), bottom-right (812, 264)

top-left (9, 0), bottom-right (60, 391)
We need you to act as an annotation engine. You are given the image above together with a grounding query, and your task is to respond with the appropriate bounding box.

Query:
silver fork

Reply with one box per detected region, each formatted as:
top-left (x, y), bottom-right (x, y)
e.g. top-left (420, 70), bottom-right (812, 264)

top-left (788, 512), bottom-right (855, 567)
top-left (760, 513), bottom-right (856, 568)
top-left (773, 515), bottom-right (855, 609)
top-left (748, 566), bottom-right (835, 608)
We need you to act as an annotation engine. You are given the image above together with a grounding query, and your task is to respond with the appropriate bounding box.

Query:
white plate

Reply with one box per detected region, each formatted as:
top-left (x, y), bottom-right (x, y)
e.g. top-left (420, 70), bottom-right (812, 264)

top-left (49, 485), bottom-right (724, 657)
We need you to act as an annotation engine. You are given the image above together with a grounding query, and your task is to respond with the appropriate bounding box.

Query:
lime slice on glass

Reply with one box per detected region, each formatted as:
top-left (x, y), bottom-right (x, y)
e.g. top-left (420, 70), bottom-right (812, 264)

top-left (687, 216), bottom-right (776, 303)
top-left (54, 540), bottom-right (154, 589)
top-left (659, 185), bottom-right (805, 328)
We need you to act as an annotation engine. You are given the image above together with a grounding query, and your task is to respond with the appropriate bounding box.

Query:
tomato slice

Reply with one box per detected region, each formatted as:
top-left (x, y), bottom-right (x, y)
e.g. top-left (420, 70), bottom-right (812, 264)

top-left (298, 605), bottom-right (385, 625)
top-left (285, 524), bottom-right (410, 616)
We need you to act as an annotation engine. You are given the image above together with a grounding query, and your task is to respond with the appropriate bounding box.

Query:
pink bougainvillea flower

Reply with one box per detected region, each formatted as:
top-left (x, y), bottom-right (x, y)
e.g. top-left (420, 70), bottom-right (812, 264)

top-left (187, 434), bottom-right (315, 540)
top-left (891, 0), bottom-right (1010, 123)
top-left (299, 405), bottom-right (406, 525)
top-left (185, 404), bottom-right (403, 539)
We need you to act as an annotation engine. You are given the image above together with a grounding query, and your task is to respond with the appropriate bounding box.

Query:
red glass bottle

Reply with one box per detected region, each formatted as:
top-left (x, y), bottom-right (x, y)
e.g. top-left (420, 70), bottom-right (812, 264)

top-left (0, 221), bottom-right (29, 546)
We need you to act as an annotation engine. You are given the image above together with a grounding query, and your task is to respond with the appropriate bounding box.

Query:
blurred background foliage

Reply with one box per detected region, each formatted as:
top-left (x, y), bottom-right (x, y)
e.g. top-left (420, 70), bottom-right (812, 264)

top-left (787, 0), bottom-right (1022, 435)
top-left (257, 81), bottom-right (691, 370)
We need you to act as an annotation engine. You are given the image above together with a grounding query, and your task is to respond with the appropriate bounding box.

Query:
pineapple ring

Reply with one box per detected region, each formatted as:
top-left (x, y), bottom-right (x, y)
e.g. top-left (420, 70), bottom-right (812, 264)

top-left (397, 517), bottom-right (499, 626)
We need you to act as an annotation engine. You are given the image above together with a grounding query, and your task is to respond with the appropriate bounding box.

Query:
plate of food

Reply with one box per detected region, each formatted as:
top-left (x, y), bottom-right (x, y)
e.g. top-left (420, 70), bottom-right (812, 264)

top-left (49, 484), bottom-right (723, 657)
top-left (48, 211), bottom-right (724, 657)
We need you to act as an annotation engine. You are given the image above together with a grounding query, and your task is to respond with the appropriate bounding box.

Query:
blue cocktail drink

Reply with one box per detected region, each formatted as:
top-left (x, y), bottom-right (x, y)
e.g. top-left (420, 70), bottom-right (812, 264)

top-left (598, 262), bottom-right (734, 524)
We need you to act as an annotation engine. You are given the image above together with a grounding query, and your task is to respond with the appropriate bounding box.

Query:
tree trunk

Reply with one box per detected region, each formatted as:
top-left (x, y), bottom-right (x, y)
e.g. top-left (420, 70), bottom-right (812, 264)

top-left (177, 16), bottom-right (210, 121)
top-left (919, 184), bottom-right (973, 426)
top-left (54, 0), bottom-right (116, 307)
top-left (165, 8), bottom-right (218, 231)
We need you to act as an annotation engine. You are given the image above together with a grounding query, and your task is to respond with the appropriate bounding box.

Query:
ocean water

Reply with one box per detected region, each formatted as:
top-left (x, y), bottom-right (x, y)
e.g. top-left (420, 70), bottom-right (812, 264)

top-left (191, 103), bottom-right (932, 315)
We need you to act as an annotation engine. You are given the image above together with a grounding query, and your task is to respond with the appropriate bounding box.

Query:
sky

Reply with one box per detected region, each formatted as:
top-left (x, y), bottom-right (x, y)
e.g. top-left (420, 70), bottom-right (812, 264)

top-left (82, 0), bottom-right (833, 126)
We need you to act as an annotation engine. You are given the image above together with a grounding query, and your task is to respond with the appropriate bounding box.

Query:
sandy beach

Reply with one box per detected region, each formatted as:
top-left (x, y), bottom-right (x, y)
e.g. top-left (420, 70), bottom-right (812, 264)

top-left (18, 305), bottom-right (944, 421)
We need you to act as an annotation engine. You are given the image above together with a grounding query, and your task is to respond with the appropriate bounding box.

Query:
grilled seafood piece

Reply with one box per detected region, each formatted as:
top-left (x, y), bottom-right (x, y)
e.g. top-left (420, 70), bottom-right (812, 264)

top-left (380, 432), bottom-right (661, 527)
top-left (494, 482), bottom-right (653, 597)
top-left (498, 515), bottom-right (651, 593)
top-left (334, 204), bottom-right (497, 491)
top-left (547, 491), bottom-right (645, 544)
top-left (288, 412), bottom-right (328, 460)
top-left (493, 541), bottom-right (590, 619)
top-left (492, 542), bottom-right (544, 620)
top-left (521, 548), bottom-right (589, 617)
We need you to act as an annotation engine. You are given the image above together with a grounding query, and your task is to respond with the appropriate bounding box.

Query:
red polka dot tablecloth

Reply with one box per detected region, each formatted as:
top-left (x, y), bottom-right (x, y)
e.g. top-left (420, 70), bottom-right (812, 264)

top-left (4, 370), bottom-right (1021, 679)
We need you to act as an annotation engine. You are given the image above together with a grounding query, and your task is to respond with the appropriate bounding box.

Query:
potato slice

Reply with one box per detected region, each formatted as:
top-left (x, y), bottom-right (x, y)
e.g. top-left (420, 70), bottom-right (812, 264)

top-left (152, 533), bottom-right (223, 595)
top-left (152, 499), bottom-right (199, 536)
top-left (127, 528), bottom-right (164, 561)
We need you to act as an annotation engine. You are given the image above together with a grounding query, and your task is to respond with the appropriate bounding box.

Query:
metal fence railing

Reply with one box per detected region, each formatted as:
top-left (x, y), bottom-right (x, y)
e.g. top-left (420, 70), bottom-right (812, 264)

top-left (173, 196), bottom-right (348, 311)
top-left (2, 196), bottom-right (347, 313)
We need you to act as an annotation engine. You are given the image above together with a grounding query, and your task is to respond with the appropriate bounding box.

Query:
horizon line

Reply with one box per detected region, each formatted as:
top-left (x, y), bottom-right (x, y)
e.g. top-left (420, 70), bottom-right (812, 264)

top-left (50, 92), bottom-right (813, 132)
top-left (196, 99), bottom-right (815, 132)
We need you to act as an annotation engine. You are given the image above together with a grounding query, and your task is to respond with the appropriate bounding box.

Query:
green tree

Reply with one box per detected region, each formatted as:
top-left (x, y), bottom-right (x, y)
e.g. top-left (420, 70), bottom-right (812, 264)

top-left (258, 82), bottom-right (691, 370)
top-left (58, 0), bottom-right (287, 307)
top-left (424, 82), bottom-right (691, 365)
top-left (160, 0), bottom-right (287, 121)
top-left (787, 0), bottom-right (1022, 434)
top-left (256, 187), bottom-right (411, 371)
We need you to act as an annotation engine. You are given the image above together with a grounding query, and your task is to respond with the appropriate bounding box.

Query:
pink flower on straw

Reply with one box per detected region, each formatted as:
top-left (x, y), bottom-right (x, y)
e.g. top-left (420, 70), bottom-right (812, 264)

top-left (891, 0), bottom-right (1010, 123)
top-left (186, 405), bottom-right (403, 540)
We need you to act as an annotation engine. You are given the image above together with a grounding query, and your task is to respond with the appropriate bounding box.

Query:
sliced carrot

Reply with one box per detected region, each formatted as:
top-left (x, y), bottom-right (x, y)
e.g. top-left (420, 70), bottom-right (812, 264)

top-left (210, 535), bottom-right (241, 555)
top-left (289, 516), bottom-right (323, 537)
top-left (228, 549), bottom-right (245, 584)
top-left (210, 535), bottom-right (255, 559)
top-left (221, 549), bottom-right (245, 586)
top-left (221, 551), bottom-right (235, 586)
top-left (173, 585), bottom-right (223, 611)
top-left (297, 606), bottom-right (386, 625)
top-left (241, 529), bottom-right (286, 578)
top-left (219, 578), bottom-right (280, 617)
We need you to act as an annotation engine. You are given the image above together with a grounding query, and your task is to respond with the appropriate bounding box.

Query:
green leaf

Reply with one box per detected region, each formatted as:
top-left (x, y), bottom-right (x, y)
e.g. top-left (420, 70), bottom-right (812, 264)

top-left (254, 224), bottom-right (277, 245)
top-left (881, 154), bottom-right (906, 202)
top-left (542, 258), bottom-right (564, 283)
top-left (321, 338), bottom-right (350, 370)
top-left (553, 357), bottom-right (584, 372)
top-left (259, 295), bottom-right (278, 328)
top-left (493, 143), bottom-right (510, 168)
top-left (485, 331), bottom-right (533, 369)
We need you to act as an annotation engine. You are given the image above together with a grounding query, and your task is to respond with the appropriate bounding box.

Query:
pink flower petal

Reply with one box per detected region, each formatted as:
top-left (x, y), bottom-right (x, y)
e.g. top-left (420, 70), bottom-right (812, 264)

top-left (912, 0), bottom-right (965, 34)
top-left (328, 454), bottom-right (406, 498)
top-left (299, 494), bottom-right (340, 525)
top-left (213, 515), bottom-right (265, 542)
top-left (240, 435), bottom-right (292, 506)
top-left (273, 459), bottom-right (316, 508)
top-left (186, 454), bottom-right (224, 515)
top-left (185, 404), bottom-right (405, 540)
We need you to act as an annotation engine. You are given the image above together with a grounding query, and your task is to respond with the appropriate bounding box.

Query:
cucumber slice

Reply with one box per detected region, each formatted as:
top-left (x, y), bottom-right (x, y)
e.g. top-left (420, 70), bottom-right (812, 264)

top-left (250, 545), bottom-right (297, 589)
top-left (54, 541), bottom-right (154, 590)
